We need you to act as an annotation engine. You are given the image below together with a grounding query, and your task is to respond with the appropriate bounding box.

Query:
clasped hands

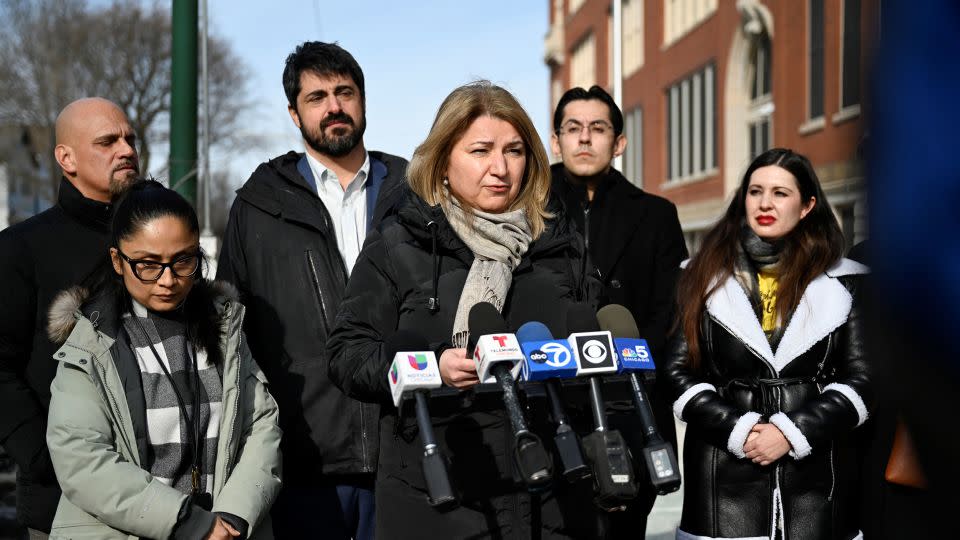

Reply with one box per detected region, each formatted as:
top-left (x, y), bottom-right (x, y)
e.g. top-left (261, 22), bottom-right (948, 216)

top-left (743, 423), bottom-right (792, 466)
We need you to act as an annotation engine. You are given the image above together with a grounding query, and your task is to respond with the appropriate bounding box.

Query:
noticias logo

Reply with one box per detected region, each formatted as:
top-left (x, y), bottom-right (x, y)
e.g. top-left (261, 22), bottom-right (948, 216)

top-left (408, 354), bottom-right (428, 371)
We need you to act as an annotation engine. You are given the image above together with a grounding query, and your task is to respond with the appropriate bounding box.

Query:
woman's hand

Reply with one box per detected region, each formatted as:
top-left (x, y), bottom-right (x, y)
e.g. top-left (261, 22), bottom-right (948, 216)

top-left (743, 423), bottom-right (791, 466)
top-left (439, 348), bottom-right (479, 389)
top-left (205, 516), bottom-right (240, 539)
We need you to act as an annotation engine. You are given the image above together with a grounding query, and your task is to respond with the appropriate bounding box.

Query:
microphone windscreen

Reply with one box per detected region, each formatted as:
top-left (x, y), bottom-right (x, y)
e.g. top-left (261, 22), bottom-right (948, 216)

top-left (516, 321), bottom-right (553, 343)
top-left (467, 302), bottom-right (509, 354)
top-left (509, 290), bottom-right (569, 337)
top-left (385, 330), bottom-right (431, 357)
top-left (567, 303), bottom-right (601, 333)
top-left (596, 304), bottom-right (641, 339)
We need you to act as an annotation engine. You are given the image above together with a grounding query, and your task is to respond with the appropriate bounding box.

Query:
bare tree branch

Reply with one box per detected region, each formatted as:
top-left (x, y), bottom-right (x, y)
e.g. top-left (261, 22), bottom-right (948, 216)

top-left (0, 0), bottom-right (254, 219)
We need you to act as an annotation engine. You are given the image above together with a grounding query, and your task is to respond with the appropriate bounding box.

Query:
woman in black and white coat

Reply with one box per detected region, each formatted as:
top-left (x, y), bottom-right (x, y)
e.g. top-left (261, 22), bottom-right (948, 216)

top-left (665, 148), bottom-right (871, 540)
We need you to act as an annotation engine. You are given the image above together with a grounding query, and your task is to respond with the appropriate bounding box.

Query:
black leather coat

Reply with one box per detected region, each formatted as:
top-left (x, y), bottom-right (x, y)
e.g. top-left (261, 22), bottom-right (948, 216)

top-left (327, 191), bottom-right (605, 539)
top-left (665, 259), bottom-right (872, 540)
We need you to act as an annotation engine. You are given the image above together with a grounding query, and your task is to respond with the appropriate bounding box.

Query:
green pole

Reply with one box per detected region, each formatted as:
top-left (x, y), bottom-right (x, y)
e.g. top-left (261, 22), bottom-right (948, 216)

top-left (170, 0), bottom-right (198, 204)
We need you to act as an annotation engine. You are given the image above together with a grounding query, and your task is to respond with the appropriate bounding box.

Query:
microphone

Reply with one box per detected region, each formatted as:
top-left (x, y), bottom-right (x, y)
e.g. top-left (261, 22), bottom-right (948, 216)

top-left (566, 304), bottom-right (638, 509)
top-left (467, 303), bottom-right (553, 490)
top-left (597, 304), bottom-right (681, 494)
top-left (516, 321), bottom-right (590, 482)
top-left (385, 331), bottom-right (457, 508)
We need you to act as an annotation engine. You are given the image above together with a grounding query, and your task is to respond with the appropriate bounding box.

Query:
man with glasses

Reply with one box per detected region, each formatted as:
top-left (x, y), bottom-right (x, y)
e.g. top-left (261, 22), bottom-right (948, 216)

top-left (217, 42), bottom-right (406, 540)
top-left (550, 85), bottom-right (686, 538)
top-left (0, 97), bottom-right (139, 538)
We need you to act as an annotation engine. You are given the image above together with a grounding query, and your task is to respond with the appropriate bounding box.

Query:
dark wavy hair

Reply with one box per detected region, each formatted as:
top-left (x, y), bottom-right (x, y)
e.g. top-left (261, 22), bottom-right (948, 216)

top-left (676, 148), bottom-right (845, 369)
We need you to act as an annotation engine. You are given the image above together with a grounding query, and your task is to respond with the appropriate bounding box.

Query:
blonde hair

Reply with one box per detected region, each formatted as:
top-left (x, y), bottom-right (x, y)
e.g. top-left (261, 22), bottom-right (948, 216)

top-left (407, 81), bottom-right (552, 238)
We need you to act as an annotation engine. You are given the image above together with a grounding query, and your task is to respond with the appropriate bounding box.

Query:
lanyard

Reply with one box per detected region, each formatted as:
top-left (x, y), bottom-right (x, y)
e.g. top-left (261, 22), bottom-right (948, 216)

top-left (129, 315), bottom-right (207, 497)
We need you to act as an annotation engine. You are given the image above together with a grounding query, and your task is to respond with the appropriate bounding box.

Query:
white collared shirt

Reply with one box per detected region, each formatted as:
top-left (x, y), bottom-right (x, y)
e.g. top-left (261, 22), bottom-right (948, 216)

top-left (304, 151), bottom-right (371, 275)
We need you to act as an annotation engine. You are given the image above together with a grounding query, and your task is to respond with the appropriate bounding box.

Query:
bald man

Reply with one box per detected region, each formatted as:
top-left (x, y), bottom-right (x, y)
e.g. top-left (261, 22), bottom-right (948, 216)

top-left (0, 97), bottom-right (138, 537)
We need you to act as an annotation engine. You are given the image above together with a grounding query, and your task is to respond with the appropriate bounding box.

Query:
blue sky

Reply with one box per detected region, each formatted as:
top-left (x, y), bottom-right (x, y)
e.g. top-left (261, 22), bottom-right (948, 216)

top-left (207, 0), bottom-right (550, 185)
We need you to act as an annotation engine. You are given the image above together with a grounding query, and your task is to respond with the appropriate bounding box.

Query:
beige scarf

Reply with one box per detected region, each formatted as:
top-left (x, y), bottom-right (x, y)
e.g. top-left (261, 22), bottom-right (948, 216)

top-left (444, 195), bottom-right (533, 349)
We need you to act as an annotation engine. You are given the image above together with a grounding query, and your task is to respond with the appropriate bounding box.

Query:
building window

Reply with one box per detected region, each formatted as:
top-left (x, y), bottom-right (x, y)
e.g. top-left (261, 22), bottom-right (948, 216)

top-left (808, 0), bottom-right (825, 119)
top-left (570, 33), bottom-right (596, 90)
top-left (750, 32), bottom-right (771, 101)
top-left (622, 0), bottom-right (644, 76)
top-left (666, 63), bottom-right (715, 181)
top-left (569, 0), bottom-right (586, 15)
top-left (623, 108), bottom-right (643, 188)
top-left (840, 0), bottom-right (861, 109)
top-left (664, 0), bottom-right (718, 46)
top-left (748, 31), bottom-right (773, 158)
top-left (749, 118), bottom-right (771, 158)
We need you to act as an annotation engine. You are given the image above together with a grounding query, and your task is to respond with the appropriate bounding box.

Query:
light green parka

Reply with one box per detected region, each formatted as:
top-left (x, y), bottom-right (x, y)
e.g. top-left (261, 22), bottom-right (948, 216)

top-left (45, 282), bottom-right (282, 539)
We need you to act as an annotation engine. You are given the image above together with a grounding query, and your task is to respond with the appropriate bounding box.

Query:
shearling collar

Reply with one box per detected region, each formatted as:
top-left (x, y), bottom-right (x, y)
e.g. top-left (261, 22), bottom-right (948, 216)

top-left (702, 258), bottom-right (868, 373)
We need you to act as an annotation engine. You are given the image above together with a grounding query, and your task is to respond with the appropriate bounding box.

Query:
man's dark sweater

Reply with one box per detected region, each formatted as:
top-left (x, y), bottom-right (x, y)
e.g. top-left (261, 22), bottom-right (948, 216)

top-left (0, 178), bottom-right (112, 531)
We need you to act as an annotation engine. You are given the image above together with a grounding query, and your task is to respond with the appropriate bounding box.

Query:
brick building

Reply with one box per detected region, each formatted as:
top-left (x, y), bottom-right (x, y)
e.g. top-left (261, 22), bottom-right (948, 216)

top-left (544, 0), bottom-right (877, 251)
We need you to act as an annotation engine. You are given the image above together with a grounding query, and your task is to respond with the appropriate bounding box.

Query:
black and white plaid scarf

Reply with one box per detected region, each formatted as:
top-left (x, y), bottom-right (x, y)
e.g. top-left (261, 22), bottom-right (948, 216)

top-left (123, 301), bottom-right (222, 495)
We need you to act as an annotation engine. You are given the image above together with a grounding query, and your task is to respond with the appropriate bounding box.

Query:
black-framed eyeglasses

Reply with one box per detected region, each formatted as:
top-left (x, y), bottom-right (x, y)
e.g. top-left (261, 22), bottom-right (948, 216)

top-left (117, 250), bottom-right (201, 282)
top-left (556, 120), bottom-right (614, 138)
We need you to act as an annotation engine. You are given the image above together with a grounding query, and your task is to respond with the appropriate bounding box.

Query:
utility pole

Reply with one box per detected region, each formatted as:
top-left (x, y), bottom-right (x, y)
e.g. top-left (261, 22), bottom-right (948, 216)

top-left (170, 0), bottom-right (198, 204)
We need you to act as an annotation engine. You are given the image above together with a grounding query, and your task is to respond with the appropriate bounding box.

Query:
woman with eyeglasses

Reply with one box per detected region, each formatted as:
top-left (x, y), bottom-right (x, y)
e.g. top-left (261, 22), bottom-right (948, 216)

top-left (44, 181), bottom-right (281, 539)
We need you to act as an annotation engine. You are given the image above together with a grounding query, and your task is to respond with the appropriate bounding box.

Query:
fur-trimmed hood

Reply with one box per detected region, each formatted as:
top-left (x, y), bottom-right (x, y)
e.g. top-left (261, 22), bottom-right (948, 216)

top-left (47, 279), bottom-right (241, 352)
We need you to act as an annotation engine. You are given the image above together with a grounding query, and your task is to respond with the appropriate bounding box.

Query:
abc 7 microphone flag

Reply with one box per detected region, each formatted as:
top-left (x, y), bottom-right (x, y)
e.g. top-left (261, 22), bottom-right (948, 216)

top-left (520, 340), bottom-right (577, 381)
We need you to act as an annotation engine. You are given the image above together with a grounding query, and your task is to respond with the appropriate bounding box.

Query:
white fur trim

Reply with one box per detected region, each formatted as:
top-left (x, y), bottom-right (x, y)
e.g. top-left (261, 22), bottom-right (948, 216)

top-left (727, 412), bottom-right (763, 459)
top-left (822, 383), bottom-right (869, 426)
top-left (705, 269), bottom-right (857, 374)
top-left (769, 412), bottom-right (813, 459)
top-left (673, 383), bottom-right (717, 421)
top-left (680, 258), bottom-right (691, 269)
top-left (46, 286), bottom-right (89, 343)
top-left (772, 273), bottom-right (853, 372)
top-left (677, 529), bottom-right (767, 540)
top-left (825, 257), bottom-right (870, 277)
top-left (705, 276), bottom-right (775, 366)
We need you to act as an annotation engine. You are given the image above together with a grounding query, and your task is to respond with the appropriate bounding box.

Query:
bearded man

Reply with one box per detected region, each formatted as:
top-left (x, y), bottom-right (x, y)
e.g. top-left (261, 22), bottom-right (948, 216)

top-left (216, 41), bottom-right (406, 540)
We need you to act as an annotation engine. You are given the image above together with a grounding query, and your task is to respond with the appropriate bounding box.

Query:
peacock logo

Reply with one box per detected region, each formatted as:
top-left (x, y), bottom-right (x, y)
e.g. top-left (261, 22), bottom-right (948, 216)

top-left (390, 362), bottom-right (398, 384)
top-left (408, 353), bottom-right (428, 370)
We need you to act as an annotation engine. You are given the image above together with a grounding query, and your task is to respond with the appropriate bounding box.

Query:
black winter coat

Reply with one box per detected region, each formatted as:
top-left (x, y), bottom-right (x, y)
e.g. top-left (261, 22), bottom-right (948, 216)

top-left (0, 178), bottom-right (112, 531)
top-left (665, 259), bottom-right (872, 540)
top-left (217, 150), bottom-right (407, 480)
top-left (327, 192), bottom-right (606, 539)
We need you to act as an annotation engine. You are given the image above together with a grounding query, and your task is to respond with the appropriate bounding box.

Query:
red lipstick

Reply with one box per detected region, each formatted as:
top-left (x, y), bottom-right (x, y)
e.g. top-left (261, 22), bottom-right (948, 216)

top-left (756, 216), bottom-right (776, 226)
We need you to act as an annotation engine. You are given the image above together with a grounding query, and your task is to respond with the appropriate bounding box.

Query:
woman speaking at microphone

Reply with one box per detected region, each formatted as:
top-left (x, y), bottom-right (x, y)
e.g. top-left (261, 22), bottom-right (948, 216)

top-left (45, 181), bottom-right (281, 539)
top-left (327, 81), bottom-right (599, 539)
top-left (665, 148), bottom-right (871, 540)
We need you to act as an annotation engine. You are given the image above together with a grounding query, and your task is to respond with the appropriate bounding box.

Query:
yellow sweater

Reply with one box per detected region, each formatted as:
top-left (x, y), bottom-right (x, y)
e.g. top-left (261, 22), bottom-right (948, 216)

top-left (758, 271), bottom-right (778, 334)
